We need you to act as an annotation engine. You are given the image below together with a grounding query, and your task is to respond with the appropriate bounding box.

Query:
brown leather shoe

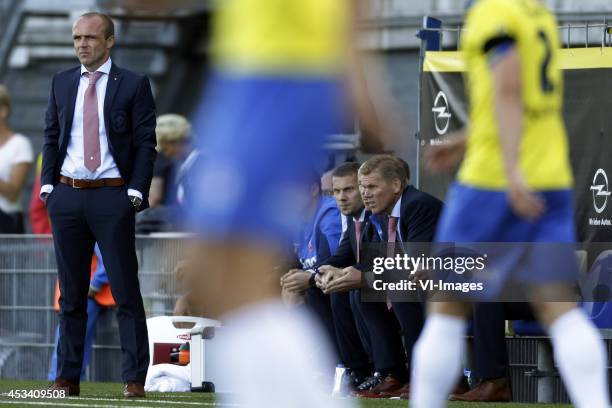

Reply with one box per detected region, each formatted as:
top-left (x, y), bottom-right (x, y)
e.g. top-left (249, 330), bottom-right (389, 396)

top-left (354, 374), bottom-right (405, 398)
top-left (123, 382), bottom-right (145, 398)
top-left (452, 375), bottom-right (471, 395)
top-left (49, 378), bottom-right (80, 396)
top-left (399, 383), bottom-right (410, 400)
top-left (381, 382), bottom-right (409, 399)
top-left (449, 377), bottom-right (511, 402)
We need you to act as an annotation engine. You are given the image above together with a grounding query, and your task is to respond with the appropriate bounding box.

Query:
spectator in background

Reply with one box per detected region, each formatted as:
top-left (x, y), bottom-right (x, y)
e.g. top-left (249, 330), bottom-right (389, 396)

top-left (149, 114), bottom-right (191, 208)
top-left (0, 85), bottom-right (33, 233)
top-left (30, 153), bottom-right (52, 234)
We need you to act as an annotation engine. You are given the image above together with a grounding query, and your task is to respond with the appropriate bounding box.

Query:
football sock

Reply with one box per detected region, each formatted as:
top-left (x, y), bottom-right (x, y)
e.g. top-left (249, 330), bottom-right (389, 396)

top-left (549, 308), bottom-right (610, 408)
top-left (411, 313), bottom-right (466, 408)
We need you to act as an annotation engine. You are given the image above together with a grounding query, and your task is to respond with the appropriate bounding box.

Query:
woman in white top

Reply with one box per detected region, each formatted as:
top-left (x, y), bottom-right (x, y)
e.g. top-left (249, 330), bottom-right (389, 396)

top-left (0, 85), bottom-right (33, 233)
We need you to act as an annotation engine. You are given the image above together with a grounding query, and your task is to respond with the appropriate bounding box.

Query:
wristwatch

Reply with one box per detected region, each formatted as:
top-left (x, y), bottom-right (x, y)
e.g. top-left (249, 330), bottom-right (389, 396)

top-left (129, 195), bottom-right (142, 210)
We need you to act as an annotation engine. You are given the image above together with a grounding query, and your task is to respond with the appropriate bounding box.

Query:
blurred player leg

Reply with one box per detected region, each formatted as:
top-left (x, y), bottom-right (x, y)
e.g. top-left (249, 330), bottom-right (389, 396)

top-left (411, 302), bottom-right (470, 408)
top-left (531, 299), bottom-right (610, 408)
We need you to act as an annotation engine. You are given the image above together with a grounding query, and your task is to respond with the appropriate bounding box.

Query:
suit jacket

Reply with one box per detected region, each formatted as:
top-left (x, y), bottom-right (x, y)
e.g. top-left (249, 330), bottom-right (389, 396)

top-left (319, 209), bottom-right (376, 270)
top-left (42, 63), bottom-right (157, 210)
top-left (392, 185), bottom-right (443, 243)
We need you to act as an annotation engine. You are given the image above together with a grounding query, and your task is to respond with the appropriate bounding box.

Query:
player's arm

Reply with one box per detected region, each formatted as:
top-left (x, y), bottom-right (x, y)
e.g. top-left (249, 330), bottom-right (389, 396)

top-left (424, 130), bottom-right (467, 173)
top-left (491, 44), bottom-right (545, 219)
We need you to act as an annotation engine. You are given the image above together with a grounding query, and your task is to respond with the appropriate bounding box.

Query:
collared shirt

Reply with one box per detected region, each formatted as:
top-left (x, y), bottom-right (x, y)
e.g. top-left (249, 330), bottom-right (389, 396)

top-left (40, 58), bottom-right (141, 199)
top-left (390, 195), bottom-right (403, 243)
top-left (371, 196), bottom-right (402, 242)
top-left (353, 208), bottom-right (367, 224)
top-left (338, 208), bottom-right (365, 244)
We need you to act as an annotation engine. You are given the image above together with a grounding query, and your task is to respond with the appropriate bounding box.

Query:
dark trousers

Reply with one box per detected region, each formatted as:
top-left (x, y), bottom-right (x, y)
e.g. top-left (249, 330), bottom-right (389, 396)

top-left (392, 301), bottom-right (425, 381)
top-left (47, 183), bottom-right (149, 383)
top-left (471, 303), bottom-right (534, 380)
top-left (329, 291), bottom-right (371, 373)
top-left (358, 300), bottom-right (406, 377)
top-left (350, 290), bottom-right (372, 362)
top-left (304, 286), bottom-right (340, 363)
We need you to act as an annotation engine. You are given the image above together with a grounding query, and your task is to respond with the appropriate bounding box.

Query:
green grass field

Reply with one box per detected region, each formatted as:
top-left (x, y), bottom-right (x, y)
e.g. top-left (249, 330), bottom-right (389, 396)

top-left (0, 380), bottom-right (571, 407)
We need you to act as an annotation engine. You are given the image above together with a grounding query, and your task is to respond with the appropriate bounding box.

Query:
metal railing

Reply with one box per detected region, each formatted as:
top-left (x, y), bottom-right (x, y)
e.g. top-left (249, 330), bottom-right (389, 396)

top-left (0, 235), bottom-right (187, 381)
top-left (419, 18), bottom-right (612, 52)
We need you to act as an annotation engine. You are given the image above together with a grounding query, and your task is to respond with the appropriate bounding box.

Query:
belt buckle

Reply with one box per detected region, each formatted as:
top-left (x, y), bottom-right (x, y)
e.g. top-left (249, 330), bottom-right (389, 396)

top-left (72, 178), bottom-right (81, 189)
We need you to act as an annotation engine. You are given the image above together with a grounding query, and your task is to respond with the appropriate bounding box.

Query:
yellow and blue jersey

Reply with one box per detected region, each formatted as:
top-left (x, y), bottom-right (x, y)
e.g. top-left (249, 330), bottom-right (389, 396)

top-left (188, 1), bottom-right (351, 241)
top-left (457, 0), bottom-right (572, 190)
top-left (212, 0), bottom-right (350, 75)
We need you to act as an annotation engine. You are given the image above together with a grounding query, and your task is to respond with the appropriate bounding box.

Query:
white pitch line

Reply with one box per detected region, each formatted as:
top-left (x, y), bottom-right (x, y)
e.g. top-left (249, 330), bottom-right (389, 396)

top-left (0, 401), bottom-right (146, 408)
top-left (66, 396), bottom-right (237, 406)
top-left (0, 396), bottom-right (239, 407)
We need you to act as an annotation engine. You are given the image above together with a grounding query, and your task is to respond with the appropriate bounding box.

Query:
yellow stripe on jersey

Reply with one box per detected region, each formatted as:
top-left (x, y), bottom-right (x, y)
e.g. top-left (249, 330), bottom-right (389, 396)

top-left (212, 0), bottom-right (349, 75)
top-left (457, 0), bottom-right (571, 190)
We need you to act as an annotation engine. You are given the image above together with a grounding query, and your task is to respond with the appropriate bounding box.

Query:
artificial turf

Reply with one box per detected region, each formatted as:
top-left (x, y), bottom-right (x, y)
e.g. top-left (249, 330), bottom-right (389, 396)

top-left (0, 380), bottom-right (572, 407)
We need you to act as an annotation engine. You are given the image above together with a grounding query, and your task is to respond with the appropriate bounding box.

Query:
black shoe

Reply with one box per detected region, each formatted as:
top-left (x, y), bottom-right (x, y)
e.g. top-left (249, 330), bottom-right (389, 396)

top-left (348, 369), bottom-right (369, 389)
top-left (353, 372), bottom-right (384, 394)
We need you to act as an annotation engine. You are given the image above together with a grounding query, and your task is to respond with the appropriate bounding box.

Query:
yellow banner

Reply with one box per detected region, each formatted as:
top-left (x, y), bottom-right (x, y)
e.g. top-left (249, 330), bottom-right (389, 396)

top-left (424, 47), bottom-right (612, 72)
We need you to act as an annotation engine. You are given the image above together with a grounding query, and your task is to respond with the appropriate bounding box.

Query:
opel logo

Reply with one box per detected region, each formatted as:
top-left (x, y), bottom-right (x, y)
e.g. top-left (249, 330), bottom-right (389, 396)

top-left (591, 169), bottom-right (611, 214)
top-left (432, 91), bottom-right (452, 135)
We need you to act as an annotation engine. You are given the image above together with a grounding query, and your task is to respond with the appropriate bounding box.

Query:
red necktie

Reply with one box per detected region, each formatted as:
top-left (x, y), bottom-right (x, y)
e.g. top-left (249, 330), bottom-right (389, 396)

top-left (354, 220), bottom-right (363, 263)
top-left (386, 216), bottom-right (398, 309)
top-left (83, 71), bottom-right (103, 172)
top-left (387, 216), bottom-right (398, 243)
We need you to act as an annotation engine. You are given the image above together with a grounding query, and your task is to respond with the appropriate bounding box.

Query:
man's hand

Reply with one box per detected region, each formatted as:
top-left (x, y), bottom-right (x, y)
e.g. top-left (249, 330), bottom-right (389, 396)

top-left (507, 168), bottom-right (545, 220)
top-left (281, 269), bottom-right (311, 293)
top-left (323, 266), bottom-right (362, 294)
top-left (424, 131), bottom-right (467, 173)
top-left (409, 268), bottom-right (430, 283)
top-left (280, 269), bottom-right (296, 287)
top-left (316, 265), bottom-right (344, 290)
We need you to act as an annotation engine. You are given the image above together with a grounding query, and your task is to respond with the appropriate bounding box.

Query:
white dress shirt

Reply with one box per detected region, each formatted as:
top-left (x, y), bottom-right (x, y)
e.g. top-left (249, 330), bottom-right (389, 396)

top-left (40, 57), bottom-right (141, 200)
top-left (390, 195), bottom-right (403, 243)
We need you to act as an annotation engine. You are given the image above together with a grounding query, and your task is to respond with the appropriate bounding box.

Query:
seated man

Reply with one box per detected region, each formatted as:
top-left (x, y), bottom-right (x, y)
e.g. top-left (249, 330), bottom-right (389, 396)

top-left (319, 155), bottom-right (445, 399)
top-left (280, 171), bottom-right (343, 364)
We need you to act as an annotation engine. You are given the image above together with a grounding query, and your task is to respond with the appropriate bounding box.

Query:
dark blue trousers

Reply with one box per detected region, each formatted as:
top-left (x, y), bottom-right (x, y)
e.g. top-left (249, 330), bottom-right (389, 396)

top-left (350, 290), bottom-right (372, 362)
top-left (47, 183), bottom-right (149, 383)
top-left (330, 291), bottom-right (371, 372)
top-left (358, 300), bottom-right (406, 376)
top-left (471, 303), bottom-right (534, 380)
top-left (304, 286), bottom-right (341, 364)
top-left (392, 301), bottom-right (425, 381)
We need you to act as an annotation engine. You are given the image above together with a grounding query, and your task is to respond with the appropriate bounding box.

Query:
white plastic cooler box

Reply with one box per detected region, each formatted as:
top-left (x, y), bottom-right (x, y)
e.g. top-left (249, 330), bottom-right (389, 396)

top-left (146, 315), bottom-right (221, 392)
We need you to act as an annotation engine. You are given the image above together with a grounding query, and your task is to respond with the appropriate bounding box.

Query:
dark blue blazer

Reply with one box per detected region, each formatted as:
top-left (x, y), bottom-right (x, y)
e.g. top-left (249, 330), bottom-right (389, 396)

top-left (320, 210), bottom-right (373, 270)
top-left (395, 185), bottom-right (443, 243)
top-left (42, 63), bottom-right (157, 209)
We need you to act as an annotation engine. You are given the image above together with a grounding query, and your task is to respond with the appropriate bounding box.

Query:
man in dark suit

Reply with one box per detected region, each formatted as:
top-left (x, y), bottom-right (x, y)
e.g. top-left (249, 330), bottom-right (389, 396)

top-left (41, 12), bottom-right (156, 398)
top-left (317, 162), bottom-right (406, 394)
top-left (320, 155), bottom-right (444, 399)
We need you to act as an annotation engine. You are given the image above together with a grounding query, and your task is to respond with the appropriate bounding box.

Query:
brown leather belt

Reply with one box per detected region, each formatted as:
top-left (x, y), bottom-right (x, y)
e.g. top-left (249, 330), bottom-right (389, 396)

top-left (59, 176), bottom-right (125, 189)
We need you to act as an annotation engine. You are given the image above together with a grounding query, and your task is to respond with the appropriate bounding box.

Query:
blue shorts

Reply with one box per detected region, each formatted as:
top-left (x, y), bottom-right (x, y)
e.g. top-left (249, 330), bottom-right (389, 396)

top-left (434, 183), bottom-right (579, 298)
top-left (186, 73), bottom-right (346, 243)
